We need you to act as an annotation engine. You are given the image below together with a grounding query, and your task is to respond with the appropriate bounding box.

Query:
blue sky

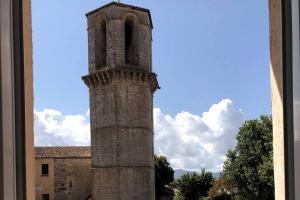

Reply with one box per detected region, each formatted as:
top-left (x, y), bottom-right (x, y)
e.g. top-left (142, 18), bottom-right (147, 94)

top-left (32, 0), bottom-right (270, 170)
top-left (32, 0), bottom-right (270, 118)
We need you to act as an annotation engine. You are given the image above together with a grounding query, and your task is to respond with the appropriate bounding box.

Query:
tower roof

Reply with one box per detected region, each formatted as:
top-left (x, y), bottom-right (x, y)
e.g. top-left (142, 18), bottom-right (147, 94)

top-left (86, 1), bottom-right (153, 28)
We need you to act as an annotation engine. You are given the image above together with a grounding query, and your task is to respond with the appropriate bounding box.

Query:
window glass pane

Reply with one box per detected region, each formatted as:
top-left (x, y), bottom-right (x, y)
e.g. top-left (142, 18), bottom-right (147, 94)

top-left (293, 69), bottom-right (300, 198)
top-left (42, 193), bottom-right (49, 200)
top-left (292, 0), bottom-right (300, 197)
top-left (293, 60), bottom-right (300, 197)
top-left (41, 164), bottom-right (48, 176)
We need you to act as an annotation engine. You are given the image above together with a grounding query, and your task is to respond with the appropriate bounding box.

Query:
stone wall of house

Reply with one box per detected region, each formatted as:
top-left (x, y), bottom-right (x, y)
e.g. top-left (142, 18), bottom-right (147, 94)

top-left (54, 159), bottom-right (92, 200)
top-left (35, 159), bottom-right (55, 200)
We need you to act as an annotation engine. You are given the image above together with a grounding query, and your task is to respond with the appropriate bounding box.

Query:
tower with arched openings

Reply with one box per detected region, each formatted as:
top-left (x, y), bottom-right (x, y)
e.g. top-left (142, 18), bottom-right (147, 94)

top-left (82, 2), bottom-right (159, 199)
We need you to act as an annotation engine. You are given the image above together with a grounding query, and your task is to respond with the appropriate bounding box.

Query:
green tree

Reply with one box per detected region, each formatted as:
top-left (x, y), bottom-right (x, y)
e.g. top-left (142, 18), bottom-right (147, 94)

top-left (223, 116), bottom-right (274, 200)
top-left (155, 155), bottom-right (174, 200)
top-left (173, 169), bottom-right (213, 200)
top-left (208, 176), bottom-right (235, 200)
top-left (174, 190), bottom-right (184, 200)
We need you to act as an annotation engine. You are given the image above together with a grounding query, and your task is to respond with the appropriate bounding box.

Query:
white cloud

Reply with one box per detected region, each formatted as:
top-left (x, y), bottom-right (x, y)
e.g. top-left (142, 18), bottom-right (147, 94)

top-left (34, 98), bottom-right (244, 171)
top-left (85, 109), bottom-right (90, 117)
top-left (154, 99), bottom-right (245, 172)
top-left (34, 109), bottom-right (90, 146)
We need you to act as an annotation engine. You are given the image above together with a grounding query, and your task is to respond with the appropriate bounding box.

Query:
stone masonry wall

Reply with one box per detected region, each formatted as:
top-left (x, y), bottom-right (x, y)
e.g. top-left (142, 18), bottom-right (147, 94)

top-left (35, 159), bottom-right (55, 200)
top-left (87, 5), bottom-right (152, 73)
top-left (54, 159), bottom-right (92, 200)
top-left (84, 3), bottom-right (157, 200)
top-left (89, 78), bottom-right (154, 199)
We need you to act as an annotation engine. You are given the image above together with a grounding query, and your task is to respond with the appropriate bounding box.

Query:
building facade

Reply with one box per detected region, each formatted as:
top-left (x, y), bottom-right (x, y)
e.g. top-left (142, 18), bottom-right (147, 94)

top-left (82, 2), bottom-right (159, 200)
top-left (35, 147), bottom-right (92, 200)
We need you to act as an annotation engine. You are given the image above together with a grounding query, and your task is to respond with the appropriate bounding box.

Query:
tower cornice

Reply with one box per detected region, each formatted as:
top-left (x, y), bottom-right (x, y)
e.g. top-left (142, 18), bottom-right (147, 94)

top-left (82, 67), bottom-right (160, 93)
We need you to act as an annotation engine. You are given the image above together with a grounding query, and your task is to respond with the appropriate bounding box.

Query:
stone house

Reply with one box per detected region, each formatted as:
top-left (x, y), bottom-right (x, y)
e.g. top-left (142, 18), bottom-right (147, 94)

top-left (35, 146), bottom-right (92, 200)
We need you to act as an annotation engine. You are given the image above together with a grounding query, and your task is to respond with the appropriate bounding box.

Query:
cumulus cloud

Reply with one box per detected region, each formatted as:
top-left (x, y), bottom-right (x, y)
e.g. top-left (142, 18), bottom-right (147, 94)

top-left (34, 99), bottom-right (244, 171)
top-left (154, 99), bottom-right (245, 172)
top-left (34, 109), bottom-right (90, 146)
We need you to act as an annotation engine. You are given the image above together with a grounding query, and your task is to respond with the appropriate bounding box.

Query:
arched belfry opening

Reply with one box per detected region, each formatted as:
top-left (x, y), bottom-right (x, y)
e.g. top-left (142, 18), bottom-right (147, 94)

top-left (125, 18), bottom-right (137, 65)
top-left (95, 21), bottom-right (106, 69)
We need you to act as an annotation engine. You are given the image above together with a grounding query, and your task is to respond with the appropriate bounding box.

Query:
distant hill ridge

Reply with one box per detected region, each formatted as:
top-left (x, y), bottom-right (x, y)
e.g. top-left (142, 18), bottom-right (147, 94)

top-left (174, 169), bottom-right (223, 179)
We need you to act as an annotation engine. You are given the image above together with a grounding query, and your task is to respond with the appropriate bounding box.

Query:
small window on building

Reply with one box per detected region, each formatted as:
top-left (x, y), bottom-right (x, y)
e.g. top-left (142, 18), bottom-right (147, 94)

top-left (42, 194), bottom-right (49, 200)
top-left (69, 179), bottom-right (72, 189)
top-left (41, 164), bottom-right (49, 176)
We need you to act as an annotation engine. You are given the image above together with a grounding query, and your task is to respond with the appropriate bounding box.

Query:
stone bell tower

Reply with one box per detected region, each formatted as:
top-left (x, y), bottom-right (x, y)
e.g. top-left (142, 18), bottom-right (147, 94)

top-left (82, 2), bottom-right (159, 200)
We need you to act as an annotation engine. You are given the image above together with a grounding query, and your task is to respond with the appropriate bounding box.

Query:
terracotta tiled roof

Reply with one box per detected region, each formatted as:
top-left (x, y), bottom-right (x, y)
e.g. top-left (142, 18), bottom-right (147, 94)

top-left (35, 146), bottom-right (91, 159)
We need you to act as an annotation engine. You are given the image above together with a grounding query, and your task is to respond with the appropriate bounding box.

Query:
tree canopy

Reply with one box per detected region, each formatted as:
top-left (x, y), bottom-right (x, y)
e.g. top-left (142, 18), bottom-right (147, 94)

top-left (223, 115), bottom-right (274, 199)
top-left (155, 155), bottom-right (174, 199)
top-left (208, 176), bottom-right (234, 199)
top-left (173, 169), bottom-right (213, 200)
